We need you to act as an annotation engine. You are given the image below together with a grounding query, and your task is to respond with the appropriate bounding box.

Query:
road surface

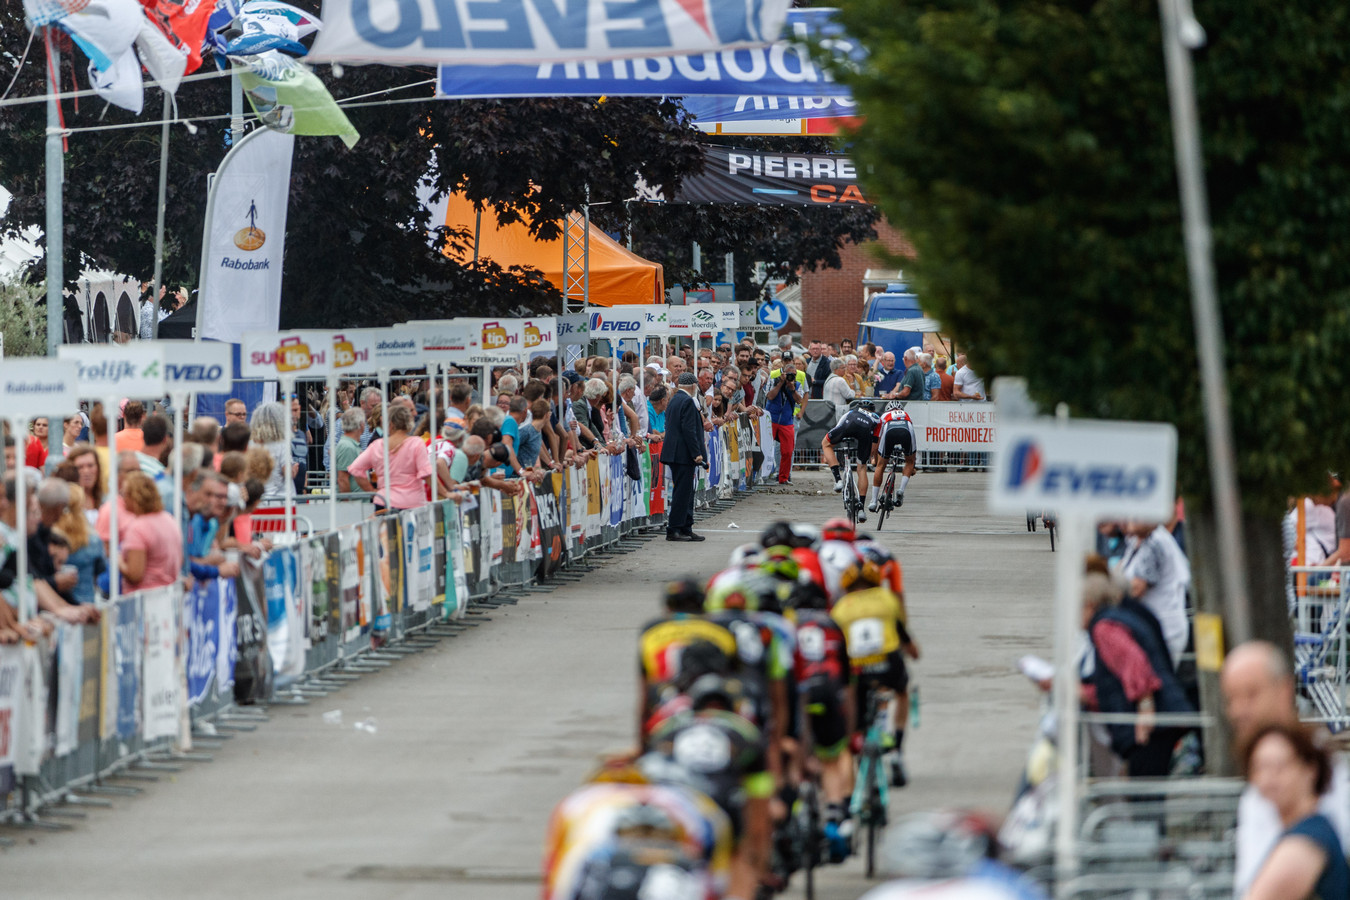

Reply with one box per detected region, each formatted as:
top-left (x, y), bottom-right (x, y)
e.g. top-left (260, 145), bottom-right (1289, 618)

top-left (2, 471), bottom-right (1054, 899)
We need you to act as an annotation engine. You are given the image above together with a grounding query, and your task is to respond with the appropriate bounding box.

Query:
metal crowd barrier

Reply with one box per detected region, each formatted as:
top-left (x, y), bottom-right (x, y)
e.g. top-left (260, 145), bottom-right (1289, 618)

top-left (1286, 564), bottom-right (1350, 730)
top-left (0, 417), bottom-right (762, 829)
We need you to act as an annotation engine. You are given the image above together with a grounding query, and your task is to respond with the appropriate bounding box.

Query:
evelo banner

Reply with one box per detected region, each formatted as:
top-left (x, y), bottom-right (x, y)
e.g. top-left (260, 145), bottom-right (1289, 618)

top-left (312, 0), bottom-right (792, 65)
top-left (589, 307), bottom-right (667, 339)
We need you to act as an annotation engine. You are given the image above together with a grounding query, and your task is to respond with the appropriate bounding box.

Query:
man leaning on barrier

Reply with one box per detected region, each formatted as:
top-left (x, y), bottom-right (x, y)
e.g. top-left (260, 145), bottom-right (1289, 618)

top-left (1222, 641), bottom-right (1350, 896)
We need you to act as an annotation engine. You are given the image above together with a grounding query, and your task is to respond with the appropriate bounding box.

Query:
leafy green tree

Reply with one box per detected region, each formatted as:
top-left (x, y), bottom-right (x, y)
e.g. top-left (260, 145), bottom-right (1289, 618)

top-left (0, 276), bottom-right (48, 357)
top-left (831, 0), bottom-right (1350, 646)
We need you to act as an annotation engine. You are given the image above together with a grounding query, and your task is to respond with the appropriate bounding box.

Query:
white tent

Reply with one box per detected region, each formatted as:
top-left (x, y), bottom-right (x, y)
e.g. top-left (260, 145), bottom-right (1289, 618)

top-left (859, 316), bottom-right (943, 333)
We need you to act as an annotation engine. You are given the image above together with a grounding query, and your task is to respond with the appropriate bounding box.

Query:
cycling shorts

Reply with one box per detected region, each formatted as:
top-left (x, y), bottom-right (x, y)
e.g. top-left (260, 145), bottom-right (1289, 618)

top-left (854, 651), bottom-right (909, 727)
top-left (800, 676), bottom-right (849, 759)
top-left (825, 423), bottom-right (874, 465)
top-left (878, 422), bottom-right (915, 461)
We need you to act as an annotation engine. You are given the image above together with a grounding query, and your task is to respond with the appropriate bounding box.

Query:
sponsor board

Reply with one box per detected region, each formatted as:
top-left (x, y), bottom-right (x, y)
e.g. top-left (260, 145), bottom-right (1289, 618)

top-left (59, 344), bottom-right (166, 398)
top-left (161, 340), bottom-right (234, 393)
top-left (0, 360), bottom-right (80, 418)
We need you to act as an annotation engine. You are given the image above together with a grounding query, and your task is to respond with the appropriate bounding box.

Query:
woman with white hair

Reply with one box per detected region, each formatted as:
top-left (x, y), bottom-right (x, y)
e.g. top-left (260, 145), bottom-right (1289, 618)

top-left (583, 377), bottom-right (614, 448)
top-left (823, 357), bottom-right (856, 423)
top-left (616, 374), bottom-right (641, 438)
top-left (249, 401), bottom-right (294, 500)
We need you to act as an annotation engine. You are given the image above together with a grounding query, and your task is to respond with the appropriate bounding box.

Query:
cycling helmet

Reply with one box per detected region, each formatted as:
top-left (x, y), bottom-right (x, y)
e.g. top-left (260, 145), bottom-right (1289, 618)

top-left (838, 557), bottom-right (882, 592)
top-left (885, 400), bottom-right (906, 413)
top-left (686, 674), bottom-right (747, 712)
top-left (789, 523), bottom-right (821, 549)
top-left (885, 810), bottom-right (999, 878)
top-left (791, 547), bottom-right (827, 594)
top-left (848, 397), bottom-right (873, 410)
top-left (855, 540), bottom-right (895, 567)
top-left (663, 578), bottom-right (705, 614)
top-left (612, 802), bottom-right (682, 841)
top-left (728, 543), bottom-right (765, 568)
top-left (758, 546), bottom-right (800, 582)
top-left (704, 576), bottom-right (758, 613)
top-left (821, 517), bottom-right (856, 543)
top-left (759, 521), bottom-right (797, 550)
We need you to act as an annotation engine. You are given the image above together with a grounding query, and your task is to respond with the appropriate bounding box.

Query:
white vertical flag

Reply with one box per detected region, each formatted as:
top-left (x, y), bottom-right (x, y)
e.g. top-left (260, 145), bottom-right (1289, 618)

top-left (199, 130), bottom-right (296, 344)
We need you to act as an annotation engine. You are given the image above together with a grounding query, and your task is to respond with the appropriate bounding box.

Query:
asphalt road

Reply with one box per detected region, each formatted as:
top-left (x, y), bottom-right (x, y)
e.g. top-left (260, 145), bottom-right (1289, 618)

top-left (2, 470), bottom-right (1055, 899)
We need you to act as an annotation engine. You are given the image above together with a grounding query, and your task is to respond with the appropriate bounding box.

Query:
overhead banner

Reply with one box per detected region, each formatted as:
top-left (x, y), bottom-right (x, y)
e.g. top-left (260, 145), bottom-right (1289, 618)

top-left (693, 114), bottom-right (860, 136)
top-left (199, 130), bottom-right (296, 345)
top-left (312, 0), bottom-right (792, 66)
top-left (682, 94), bottom-right (855, 122)
top-left (657, 145), bottom-right (868, 206)
top-left (434, 8), bottom-right (851, 97)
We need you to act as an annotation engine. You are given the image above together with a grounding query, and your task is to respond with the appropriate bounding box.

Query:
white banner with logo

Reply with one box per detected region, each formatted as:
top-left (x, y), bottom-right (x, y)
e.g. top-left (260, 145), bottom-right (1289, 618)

top-left (199, 130), bottom-right (296, 345)
top-left (522, 317), bottom-right (557, 353)
top-left (141, 587), bottom-right (180, 742)
top-left (161, 341), bottom-right (233, 393)
top-left (311, 0), bottom-right (791, 66)
top-left (0, 360), bottom-right (80, 418)
top-left (59, 344), bottom-right (167, 398)
top-left (556, 314), bottom-right (590, 346)
top-left (669, 303), bottom-right (737, 334)
top-left (413, 319), bottom-right (474, 363)
top-left (905, 402), bottom-right (997, 454)
top-left (241, 330), bottom-right (333, 379)
top-left (589, 307), bottom-right (666, 340)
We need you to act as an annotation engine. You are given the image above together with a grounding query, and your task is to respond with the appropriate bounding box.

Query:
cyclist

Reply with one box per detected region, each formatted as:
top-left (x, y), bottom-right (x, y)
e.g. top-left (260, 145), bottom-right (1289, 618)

top-left (829, 557), bottom-right (921, 787)
top-left (816, 518), bottom-right (862, 606)
top-left (867, 400), bottom-right (917, 513)
top-left (639, 579), bottom-right (739, 746)
top-left (647, 674), bottom-right (775, 900)
top-left (855, 539), bottom-right (906, 600)
top-left (793, 583), bottom-right (857, 861)
top-left (820, 400), bottom-right (881, 522)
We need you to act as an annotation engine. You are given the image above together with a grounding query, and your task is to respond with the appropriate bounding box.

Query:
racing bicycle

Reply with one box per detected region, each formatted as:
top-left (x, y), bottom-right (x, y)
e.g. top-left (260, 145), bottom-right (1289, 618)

top-left (850, 684), bottom-right (894, 878)
top-left (835, 437), bottom-right (864, 527)
top-left (874, 448), bottom-right (907, 531)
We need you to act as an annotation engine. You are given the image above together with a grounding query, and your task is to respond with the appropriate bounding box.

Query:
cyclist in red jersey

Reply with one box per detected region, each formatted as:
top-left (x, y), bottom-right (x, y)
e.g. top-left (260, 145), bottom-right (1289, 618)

top-left (867, 400), bottom-right (918, 511)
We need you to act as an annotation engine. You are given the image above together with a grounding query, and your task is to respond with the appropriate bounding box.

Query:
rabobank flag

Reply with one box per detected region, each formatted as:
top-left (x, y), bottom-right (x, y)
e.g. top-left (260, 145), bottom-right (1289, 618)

top-left (311, 0), bottom-right (793, 66)
top-left (199, 129), bottom-right (295, 346)
top-left (434, 8), bottom-right (855, 98)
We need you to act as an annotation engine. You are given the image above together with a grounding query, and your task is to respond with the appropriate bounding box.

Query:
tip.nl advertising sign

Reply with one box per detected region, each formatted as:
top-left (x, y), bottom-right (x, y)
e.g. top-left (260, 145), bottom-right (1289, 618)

top-left (522, 317), bottom-right (558, 353)
top-left (0, 360), bottom-right (80, 419)
top-left (241, 330), bottom-right (334, 379)
top-left (160, 341), bottom-right (234, 393)
top-left (59, 344), bottom-right (167, 398)
top-left (988, 418), bottom-right (1177, 520)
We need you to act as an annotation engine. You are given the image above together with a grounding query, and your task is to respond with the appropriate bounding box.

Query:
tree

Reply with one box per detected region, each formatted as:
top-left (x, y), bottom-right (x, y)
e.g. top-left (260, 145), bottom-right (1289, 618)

top-left (0, 276), bottom-right (46, 357)
top-left (832, 0), bottom-right (1350, 650)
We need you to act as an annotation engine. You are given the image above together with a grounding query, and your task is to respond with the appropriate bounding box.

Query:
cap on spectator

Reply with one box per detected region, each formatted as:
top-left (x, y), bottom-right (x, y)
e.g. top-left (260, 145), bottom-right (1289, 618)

top-left (677, 373), bottom-right (698, 386)
top-left (645, 361), bottom-right (668, 375)
top-left (562, 371), bottom-right (584, 385)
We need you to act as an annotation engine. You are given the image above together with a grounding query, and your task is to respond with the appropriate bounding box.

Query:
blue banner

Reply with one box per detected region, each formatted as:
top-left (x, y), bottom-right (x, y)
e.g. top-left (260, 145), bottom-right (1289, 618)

top-left (186, 580), bottom-right (221, 706)
top-left (114, 598), bottom-right (141, 740)
top-left (681, 94), bottom-right (855, 123)
top-left (435, 9), bottom-right (855, 99)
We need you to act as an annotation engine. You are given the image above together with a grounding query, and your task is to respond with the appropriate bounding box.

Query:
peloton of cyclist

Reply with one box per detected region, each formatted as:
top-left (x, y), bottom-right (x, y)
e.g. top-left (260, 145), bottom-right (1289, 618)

top-left (867, 400), bottom-right (918, 513)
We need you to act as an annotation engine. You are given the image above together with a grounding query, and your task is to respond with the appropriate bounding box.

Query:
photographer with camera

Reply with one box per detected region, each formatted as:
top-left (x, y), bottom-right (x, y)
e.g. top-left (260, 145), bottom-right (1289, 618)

top-left (766, 353), bottom-right (807, 485)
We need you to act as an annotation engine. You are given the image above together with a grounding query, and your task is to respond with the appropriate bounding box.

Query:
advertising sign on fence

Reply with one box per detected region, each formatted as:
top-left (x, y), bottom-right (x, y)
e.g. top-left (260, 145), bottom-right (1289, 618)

top-left (669, 303), bottom-right (739, 334)
top-left (60, 344), bottom-right (167, 398)
top-left (141, 588), bottom-right (179, 741)
top-left (415, 319), bottom-right (475, 363)
top-left (522, 317), bottom-right (558, 353)
top-left (908, 402), bottom-right (998, 455)
top-left (241, 330), bottom-right (332, 378)
top-left (374, 326), bottom-right (425, 370)
top-left (162, 340), bottom-right (234, 393)
top-left (557, 313), bottom-right (590, 346)
top-left (0, 359), bottom-right (81, 418)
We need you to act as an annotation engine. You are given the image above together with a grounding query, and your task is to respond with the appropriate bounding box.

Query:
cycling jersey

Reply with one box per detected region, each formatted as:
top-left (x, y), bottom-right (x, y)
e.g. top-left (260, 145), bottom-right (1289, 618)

top-left (816, 540), bottom-right (861, 605)
top-left (638, 614), bottom-right (739, 725)
top-left (830, 586), bottom-right (910, 671)
top-left (647, 709), bottom-right (774, 836)
top-left (825, 408), bottom-right (881, 462)
top-left (873, 408), bottom-right (914, 433)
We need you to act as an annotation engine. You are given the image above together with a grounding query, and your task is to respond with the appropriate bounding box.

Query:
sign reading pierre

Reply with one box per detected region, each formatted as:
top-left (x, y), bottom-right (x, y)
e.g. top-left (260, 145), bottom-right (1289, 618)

top-left (59, 345), bottom-right (167, 398)
top-left (989, 418), bottom-right (1177, 520)
top-left (0, 360), bottom-right (80, 419)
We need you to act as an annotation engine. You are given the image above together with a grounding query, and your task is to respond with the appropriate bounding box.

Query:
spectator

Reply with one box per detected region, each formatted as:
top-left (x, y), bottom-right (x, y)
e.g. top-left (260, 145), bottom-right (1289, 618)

top-left (433, 422), bottom-right (469, 497)
top-left (1118, 521), bottom-right (1191, 668)
top-left (873, 352), bottom-right (902, 396)
top-left (1322, 478), bottom-right (1350, 567)
top-left (138, 413), bottom-right (174, 511)
top-left (498, 395), bottom-right (526, 475)
top-left (190, 416), bottom-right (220, 453)
top-left (822, 358), bottom-right (856, 422)
top-left (223, 398), bottom-right (249, 426)
top-left (33, 478), bottom-right (79, 600)
top-left (933, 356), bottom-right (955, 401)
top-left (334, 407), bottom-right (364, 493)
top-left (660, 373), bottom-right (706, 542)
top-left (617, 375), bottom-right (642, 437)
top-left (67, 445), bottom-right (104, 527)
top-left (952, 353), bottom-right (986, 401)
top-left (183, 470), bottom-right (240, 581)
top-left (666, 355), bottom-right (687, 382)
top-left (220, 421), bottom-right (251, 456)
top-left (839, 338), bottom-right (855, 356)
top-left (842, 355), bottom-right (870, 397)
top-left (766, 356), bottom-right (802, 485)
top-left (88, 403), bottom-right (111, 495)
top-left (648, 385), bottom-right (669, 437)
top-left (249, 402), bottom-right (294, 501)
top-left (26, 418), bottom-right (49, 470)
top-left (95, 452), bottom-right (139, 551)
top-left (115, 401), bottom-right (146, 453)
top-left (921, 353), bottom-right (940, 399)
top-left (583, 378), bottom-right (613, 449)
top-left (117, 472), bottom-right (184, 591)
top-left (348, 404), bottom-right (431, 512)
top-left (356, 387), bottom-right (382, 449)
top-left (444, 381), bottom-right (472, 431)
top-left (1080, 571), bottom-right (1193, 777)
top-left (54, 482), bottom-right (104, 606)
top-left (1241, 723), bottom-right (1350, 900)
top-left (0, 473), bottom-right (97, 627)
top-left (289, 395), bottom-right (310, 495)
top-left (60, 416), bottom-right (82, 456)
top-left (803, 341), bottom-right (832, 399)
top-left (1223, 642), bottom-right (1350, 896)
top-left (888, 349), bottom-right (926, 401)
top-left (513, 398), bottom-right (543, 469)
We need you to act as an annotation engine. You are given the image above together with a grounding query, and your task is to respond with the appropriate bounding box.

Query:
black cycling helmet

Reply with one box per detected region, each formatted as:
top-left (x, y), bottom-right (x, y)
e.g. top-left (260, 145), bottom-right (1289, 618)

top-left (760, 520), bottom-right (797, 550)
top-left (687, 673), bottom-right (745, 712)
top-left (848, 397), bottom-right (873, 410)
top-left (671, 640), bottom-right (731, 691)
top-left (663, 578), bottom-right (705, 614)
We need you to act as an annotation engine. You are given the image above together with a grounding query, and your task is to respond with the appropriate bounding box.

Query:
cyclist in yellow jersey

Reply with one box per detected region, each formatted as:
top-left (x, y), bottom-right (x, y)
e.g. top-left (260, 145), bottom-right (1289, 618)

top-left (829, 557), bottom-right (921, 787)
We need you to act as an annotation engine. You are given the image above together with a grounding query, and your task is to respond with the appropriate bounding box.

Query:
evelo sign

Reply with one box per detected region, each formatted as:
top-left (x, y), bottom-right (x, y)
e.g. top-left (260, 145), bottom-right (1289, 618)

top-left (59, 344), bottom-right (166, 397)
top-left (588, 308), bottom-right (664, 338)
top-left (161, 341), bottom-right (233, 393)
top-left (989, 418), bottom-right (1177, 520)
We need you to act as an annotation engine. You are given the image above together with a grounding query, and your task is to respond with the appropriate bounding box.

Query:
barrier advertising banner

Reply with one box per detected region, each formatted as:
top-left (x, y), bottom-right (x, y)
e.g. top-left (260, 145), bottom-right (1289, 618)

top-left (657, 145), bottom-right (867, 206)
top-left (434, 9), bottom-right (851, 97)
top-left (313, 0), bottom-right (792, 66)
top-left (199, 129), bottom-right (295, 345)
top-left (142, 588), bottom-right (179, 741)
top-left (0, 646), bottom-right (22, 789)
top-left (234, 558), bottom-right (273, 704)
top-left (55, 624), bottom-right (83, 757)
top-left (186, 580), bottom-right (222, 706)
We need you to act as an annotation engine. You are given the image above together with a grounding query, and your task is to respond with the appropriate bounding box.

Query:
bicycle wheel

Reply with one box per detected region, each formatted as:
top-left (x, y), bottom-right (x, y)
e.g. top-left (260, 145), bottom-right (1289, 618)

top-left (1048, 518), bottom-right (1057, 552)
top-left (877, 467), bottom-right (895, 530)
top-left (844, 466), bottom-right (859, 526)
top-left (801, 783), bottom-right (819, 900)
top-left (865, 765), bottom-right (882, 877)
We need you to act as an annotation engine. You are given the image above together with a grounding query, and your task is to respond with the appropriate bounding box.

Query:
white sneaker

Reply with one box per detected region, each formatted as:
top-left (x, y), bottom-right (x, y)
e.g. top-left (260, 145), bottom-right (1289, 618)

top-left (857, 510), bottom-right (867, 523)
top-left (867, 498), bottom-right (879, 512)
top-left (832, 479), bottom-right (844, 493)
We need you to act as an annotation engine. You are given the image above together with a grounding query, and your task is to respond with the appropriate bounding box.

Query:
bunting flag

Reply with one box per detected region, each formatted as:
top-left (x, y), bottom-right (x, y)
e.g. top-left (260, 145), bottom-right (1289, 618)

top-left (226, 1), bottom-right (323, 57)
top-left (234, 51), bottom-right (360, 148)
top-left (142, 0), bottom-right (218, 73)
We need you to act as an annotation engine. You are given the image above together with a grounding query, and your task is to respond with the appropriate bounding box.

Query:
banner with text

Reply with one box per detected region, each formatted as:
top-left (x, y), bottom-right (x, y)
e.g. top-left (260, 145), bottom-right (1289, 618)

top-left (655, 145), bottom-right (867, 206)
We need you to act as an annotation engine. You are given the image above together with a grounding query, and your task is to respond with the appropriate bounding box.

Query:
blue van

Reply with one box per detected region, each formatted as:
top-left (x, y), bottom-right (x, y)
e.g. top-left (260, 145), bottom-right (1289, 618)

top-left (858, 282), bottom-right (924, 360)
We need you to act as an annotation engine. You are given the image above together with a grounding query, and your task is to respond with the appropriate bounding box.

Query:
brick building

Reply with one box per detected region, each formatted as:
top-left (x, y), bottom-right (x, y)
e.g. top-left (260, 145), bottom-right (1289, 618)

top-left (796, 218), bottom-right (914, 345)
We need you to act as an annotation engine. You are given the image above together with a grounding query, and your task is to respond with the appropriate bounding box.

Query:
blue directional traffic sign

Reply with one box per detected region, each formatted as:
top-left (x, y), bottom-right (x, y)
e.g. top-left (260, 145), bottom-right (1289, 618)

top-left (758, 299), bottom-right (789, 328)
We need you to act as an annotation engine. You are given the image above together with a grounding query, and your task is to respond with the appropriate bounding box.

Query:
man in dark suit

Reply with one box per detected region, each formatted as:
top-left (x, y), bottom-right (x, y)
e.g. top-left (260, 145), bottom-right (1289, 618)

top-left (659, 373), bottom-right (706, 542)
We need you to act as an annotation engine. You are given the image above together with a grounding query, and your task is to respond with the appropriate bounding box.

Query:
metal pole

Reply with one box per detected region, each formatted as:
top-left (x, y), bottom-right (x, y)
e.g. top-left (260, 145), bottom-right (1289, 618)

top-left (379, 372), bottom-right (391, 514)
top-left (150, 92), bottom-right (172, 341)
top-left (171, 393), bottom-right (185, 528)
top-left (44, 34), bottom-right (63, 360)
top-left (282, 377), bottom-right (294, 537)
top-left (1157, 0), bottom-right (1250, 641)
top-left (429, 363), bottom-right (441, 498)
top-left (1053, 514), bottom-right (1088, 892)
top-left (327, 373), bottom-right (338, 533)
top-left (106, 395), bottom-right (120, 604)
top-left (230, 72), bottom-right (244, 147)
top-left (14, 417), bottom-right (32, 622)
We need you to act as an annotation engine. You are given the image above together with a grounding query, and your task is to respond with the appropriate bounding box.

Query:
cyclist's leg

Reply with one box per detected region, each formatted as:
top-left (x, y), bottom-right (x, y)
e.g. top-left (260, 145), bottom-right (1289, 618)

top-left (821, 435), bottom-right (843, 490)
top-left (854, 437), bottom-right (873, 516)
top-left (896, 428), bottom-right (917, 501)
top-left (731, 795), bottom-right (772, 899)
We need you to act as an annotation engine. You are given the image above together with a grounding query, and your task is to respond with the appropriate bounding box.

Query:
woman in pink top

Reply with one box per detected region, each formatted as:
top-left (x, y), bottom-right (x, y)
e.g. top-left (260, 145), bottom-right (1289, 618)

top-left (347, 404), bottom-right (432, 511)
top-left (118, 472), bottom-right (184, 591)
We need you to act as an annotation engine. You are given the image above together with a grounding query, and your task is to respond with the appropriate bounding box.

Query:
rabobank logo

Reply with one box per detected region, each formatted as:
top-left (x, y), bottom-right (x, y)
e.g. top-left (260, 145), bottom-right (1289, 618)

top-left (1006, 440), bottom-right (1042, 489)
top-left (233, 199), bottom-right (266, 251)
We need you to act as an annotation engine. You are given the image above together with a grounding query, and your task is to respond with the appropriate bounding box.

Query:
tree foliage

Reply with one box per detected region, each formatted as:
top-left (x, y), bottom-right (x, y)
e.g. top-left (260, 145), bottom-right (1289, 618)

top-left (0, 277), bottom-right (48, 357)
top-left (831, 0), bottom-right (1350, 516)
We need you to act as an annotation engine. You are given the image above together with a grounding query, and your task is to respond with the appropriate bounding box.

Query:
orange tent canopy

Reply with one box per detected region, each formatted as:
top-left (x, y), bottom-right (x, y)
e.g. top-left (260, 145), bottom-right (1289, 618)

top-left (443, 193), bottom-right (663, 307)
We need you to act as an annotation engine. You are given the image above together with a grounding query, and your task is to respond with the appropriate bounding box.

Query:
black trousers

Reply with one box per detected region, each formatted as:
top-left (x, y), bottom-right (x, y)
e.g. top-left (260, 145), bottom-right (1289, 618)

top-left (667, 462), bottom-right (696, 534)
